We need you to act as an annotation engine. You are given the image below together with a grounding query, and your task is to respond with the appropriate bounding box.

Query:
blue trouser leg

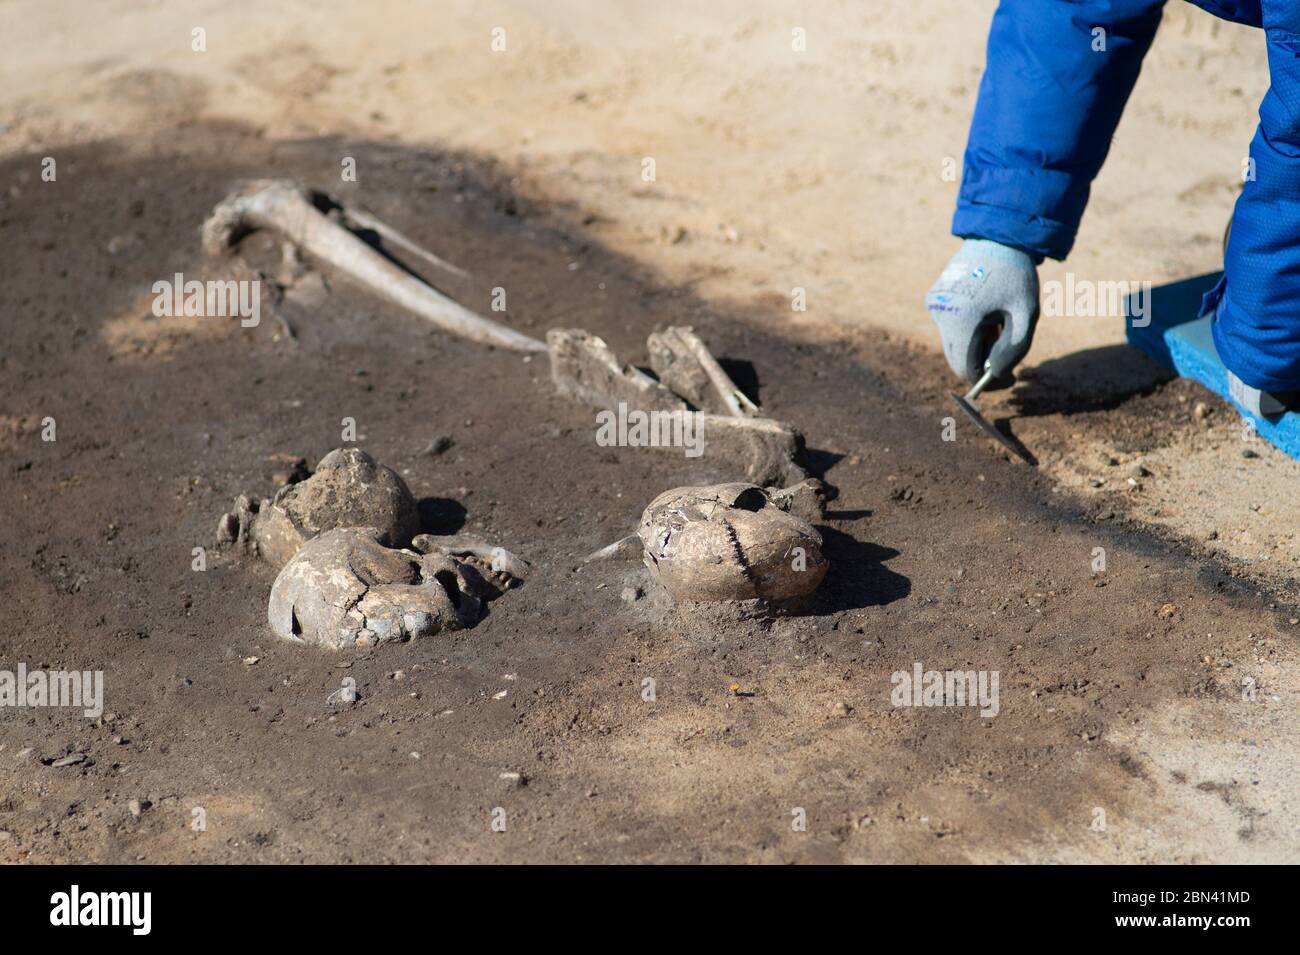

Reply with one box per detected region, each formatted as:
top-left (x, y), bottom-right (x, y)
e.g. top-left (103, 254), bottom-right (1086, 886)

top-left (1210, 1), bottom-right (1300, 391)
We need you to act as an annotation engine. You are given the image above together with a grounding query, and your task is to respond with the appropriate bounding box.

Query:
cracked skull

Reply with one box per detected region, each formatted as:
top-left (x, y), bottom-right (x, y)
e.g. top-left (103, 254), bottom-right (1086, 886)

top-left (637, 482), bottom-right (828, 602)
top-left (268, 527), bottom-right (492, 650)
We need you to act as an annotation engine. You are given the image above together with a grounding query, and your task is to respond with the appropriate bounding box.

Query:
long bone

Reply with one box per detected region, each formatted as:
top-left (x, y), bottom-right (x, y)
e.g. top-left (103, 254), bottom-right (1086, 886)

top-left (647, 325), bottom-right (759, 418)
top-left (202, 180), bottom-right (546, 354)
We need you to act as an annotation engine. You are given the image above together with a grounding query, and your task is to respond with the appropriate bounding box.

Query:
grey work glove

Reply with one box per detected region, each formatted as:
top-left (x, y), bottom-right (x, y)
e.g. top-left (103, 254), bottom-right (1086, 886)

top-left (925, 238), bottom-right (1040, 385)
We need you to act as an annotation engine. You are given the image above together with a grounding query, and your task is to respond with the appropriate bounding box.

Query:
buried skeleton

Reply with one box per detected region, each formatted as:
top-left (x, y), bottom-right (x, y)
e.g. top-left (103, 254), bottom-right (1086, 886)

top-left (198, 184), bottom-right (838, 647)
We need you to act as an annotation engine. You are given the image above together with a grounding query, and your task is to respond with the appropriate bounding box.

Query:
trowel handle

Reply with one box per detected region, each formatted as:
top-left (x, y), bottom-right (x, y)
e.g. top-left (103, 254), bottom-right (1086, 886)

top-left (964, 318), bottom-right (1017, 401)
top-left (984, 317), bottom-right (1021, 380)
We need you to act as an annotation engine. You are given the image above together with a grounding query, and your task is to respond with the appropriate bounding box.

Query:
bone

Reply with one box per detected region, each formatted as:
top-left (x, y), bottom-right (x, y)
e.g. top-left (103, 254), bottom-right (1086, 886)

top-left (637, 482), bottom-right (828, 602)
top-left (268, 527), bottom-right (491, 650)
top-left (547, 328), bottom-right (686, 412)
top-left (411, 533), bottom-right (530, 581)
top-left (283, 271), bottom-right (329, 309)
top-left (547, 328), bottom-right (805, 486)
top-left (582, 534), bottom-right (642, 564)
top-left (277, 238), bottom-right (307, 287)
top-left (203, 180), bottom-right (545, 354)
top-left (694, 413), bottom-right (808, 487)
top-left (219, 447), bottom-right (420, 567)
top-left (767, 477), bottom-right (830, 523)
top-left (647, 326), bottom-right (758, 418)
top-left (339, 204), bottom-right (471, 279)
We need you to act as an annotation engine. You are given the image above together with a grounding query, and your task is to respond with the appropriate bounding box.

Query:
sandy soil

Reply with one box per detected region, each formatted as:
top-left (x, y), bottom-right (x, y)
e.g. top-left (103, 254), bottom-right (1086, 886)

top-left (0, 1), bottom-right (1296, 863)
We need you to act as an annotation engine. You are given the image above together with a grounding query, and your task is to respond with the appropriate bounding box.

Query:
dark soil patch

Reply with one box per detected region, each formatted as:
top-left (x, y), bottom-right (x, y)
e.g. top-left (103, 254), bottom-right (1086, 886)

top-left (0, 123), bottom-right (1288, 862)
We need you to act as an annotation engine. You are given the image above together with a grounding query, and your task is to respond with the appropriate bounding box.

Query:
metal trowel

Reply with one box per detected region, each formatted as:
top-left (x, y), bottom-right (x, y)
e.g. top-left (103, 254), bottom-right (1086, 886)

top-left (951, 329), bottom-right (1037, 466)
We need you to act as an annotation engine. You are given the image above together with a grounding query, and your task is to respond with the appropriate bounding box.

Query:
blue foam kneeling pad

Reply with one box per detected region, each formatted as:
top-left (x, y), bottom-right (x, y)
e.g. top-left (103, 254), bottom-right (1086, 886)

top-left (1126, 272), bottom-right (1300, 461)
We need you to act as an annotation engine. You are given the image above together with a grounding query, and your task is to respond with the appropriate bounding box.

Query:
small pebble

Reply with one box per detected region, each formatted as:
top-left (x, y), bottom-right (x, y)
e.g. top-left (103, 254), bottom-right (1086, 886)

top-left (424, 435), bottom-right (454, 456)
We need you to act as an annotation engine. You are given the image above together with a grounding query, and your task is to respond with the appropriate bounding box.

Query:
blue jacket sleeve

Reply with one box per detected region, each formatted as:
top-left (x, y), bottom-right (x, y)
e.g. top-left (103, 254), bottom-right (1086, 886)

top-left (953, 0), bottom-right (1166, 261)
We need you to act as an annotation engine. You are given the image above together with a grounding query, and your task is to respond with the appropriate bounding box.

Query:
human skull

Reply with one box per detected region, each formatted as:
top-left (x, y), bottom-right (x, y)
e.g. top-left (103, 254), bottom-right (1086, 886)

top-left (637, 482), bottom-right (828, 602)
top-left (268, 527), bottom-right (491, 650)
top-left (224, 447), bottom-right (421, 567)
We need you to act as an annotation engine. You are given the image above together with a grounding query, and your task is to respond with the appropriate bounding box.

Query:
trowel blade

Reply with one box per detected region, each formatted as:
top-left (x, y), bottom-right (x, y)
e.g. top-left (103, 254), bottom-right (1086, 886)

top-left (952, 393), bottom-right (1037, 467)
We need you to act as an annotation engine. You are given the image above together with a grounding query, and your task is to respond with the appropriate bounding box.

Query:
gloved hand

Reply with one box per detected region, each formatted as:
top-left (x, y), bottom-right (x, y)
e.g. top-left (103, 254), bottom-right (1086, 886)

top-left (925, 238), bottom-right (1040, 385)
